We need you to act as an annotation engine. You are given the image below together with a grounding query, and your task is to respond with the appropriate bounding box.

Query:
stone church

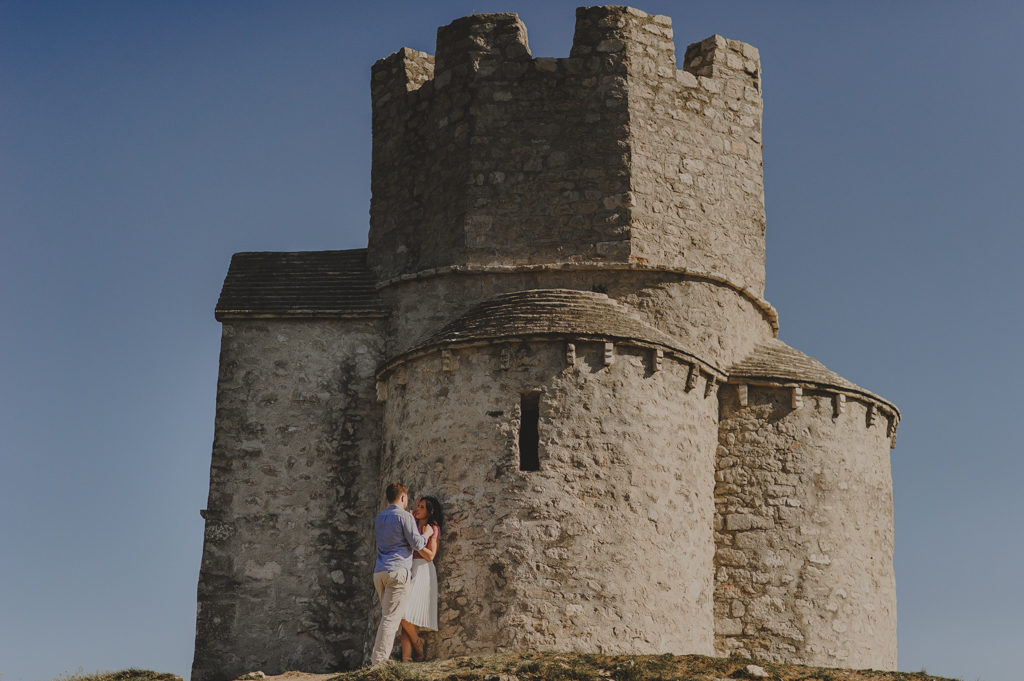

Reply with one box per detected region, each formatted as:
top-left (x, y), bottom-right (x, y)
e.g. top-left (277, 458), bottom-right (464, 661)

top-left (192, 6), bottom-right (900, 681)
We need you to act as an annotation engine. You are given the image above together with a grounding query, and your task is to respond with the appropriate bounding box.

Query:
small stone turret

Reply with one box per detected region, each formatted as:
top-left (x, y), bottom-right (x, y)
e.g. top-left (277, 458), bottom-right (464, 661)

top-left (716, 340), bottom-right (899, 667)
top-left (193, 7), bottom-right (900, 680)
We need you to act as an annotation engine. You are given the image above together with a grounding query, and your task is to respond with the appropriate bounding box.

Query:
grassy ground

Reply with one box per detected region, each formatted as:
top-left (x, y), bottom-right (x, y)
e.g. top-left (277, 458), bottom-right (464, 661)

top-left (339, 652), bottom-right (958, 681)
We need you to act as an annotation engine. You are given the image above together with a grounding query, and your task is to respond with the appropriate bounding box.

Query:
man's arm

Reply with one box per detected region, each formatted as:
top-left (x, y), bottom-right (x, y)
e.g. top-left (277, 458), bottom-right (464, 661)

top-left (400, 511), bottom-right (429, 551)
top-left (417, 530), bottom-right (439, 561)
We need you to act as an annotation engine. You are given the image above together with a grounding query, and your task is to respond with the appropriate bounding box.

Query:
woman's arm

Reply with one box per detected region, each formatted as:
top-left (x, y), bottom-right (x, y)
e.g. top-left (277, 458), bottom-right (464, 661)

top-left (417, 527), bottom-right (439, 561)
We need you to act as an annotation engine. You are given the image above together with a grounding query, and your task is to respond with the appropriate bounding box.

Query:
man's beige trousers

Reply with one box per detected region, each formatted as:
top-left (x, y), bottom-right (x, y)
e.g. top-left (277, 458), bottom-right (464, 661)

top-left (370, 568), bottom-right (411, 664)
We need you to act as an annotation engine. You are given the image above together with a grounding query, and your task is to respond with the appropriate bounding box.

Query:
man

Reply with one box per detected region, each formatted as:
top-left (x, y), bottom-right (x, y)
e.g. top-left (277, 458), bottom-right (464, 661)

top-left (370, 481), bottom-right (434, 664)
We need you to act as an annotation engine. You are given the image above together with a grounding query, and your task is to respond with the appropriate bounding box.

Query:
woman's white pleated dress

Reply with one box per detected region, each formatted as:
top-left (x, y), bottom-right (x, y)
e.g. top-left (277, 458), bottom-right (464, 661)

top-left (404, 524), bottom-right (439, 630)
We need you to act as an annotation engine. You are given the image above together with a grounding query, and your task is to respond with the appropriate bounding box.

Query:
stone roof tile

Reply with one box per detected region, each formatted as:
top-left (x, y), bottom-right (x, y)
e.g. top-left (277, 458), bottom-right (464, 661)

top-left (215, 249), bottom-right (386, 319)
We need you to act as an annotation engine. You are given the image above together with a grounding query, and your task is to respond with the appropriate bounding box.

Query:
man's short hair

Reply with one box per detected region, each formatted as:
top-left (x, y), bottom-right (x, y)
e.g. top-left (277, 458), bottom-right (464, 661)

top-left (385, 482), bottom-right (408, 503)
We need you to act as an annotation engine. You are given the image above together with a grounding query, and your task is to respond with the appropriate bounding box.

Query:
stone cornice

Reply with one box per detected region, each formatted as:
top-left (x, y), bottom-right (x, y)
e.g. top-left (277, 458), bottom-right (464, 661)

top-left (377, 333), bottom-right (727, 383)
top-left (375, 261), bottom-right (780, 335)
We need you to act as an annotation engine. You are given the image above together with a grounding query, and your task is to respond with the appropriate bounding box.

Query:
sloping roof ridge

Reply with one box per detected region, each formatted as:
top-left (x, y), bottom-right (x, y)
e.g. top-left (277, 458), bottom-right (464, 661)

top-left (485, 288), bottom-right (609, 301)
top-left (231, 247), bottom-right (367, 256)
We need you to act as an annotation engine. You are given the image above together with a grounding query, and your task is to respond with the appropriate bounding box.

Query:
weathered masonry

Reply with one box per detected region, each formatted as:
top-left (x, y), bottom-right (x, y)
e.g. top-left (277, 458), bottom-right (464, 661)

top-left (192, 7), bottom-right (900, 680)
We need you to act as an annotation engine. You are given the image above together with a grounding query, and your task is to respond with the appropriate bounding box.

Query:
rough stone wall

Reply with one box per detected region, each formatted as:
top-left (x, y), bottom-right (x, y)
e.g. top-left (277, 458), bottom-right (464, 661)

top-left (382, 271), bottom-right (773, 368)
top-left (193, 319), bottom-right (384, 681)
top-left (379, 340), bottom-right (719, 659)
top-left (570, 9), bottom-right (767, 294)
top-left (619, 279), bottom-right (770, 368)
top-left (713, 384), bottom-right (897, 669)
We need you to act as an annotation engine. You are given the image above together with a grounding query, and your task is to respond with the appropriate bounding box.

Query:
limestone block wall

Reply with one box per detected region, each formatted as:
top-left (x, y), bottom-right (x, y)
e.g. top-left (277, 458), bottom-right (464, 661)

top-left (713, 383), bottom-right (897, 669)
top-left (193, 320), bottom-right (384, 681)
top-left (381, 270), bottom-right (774, 368)
top-left (379, 340), bottom-right (719, 658)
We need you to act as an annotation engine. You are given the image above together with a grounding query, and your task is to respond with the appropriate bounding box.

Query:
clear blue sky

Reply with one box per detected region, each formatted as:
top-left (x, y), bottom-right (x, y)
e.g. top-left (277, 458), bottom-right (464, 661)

top-left (2, 2), bottom-right (1021, 680)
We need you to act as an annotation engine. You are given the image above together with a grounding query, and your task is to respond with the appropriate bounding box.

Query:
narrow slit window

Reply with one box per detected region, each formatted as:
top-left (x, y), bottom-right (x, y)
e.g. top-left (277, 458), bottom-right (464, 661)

top-left (519, 392), bottom-right (540, 471)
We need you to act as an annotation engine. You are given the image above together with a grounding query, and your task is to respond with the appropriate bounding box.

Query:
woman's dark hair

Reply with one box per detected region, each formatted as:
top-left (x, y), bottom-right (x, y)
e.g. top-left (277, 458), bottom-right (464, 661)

top-left (420, 495), bottom-right (443, 529)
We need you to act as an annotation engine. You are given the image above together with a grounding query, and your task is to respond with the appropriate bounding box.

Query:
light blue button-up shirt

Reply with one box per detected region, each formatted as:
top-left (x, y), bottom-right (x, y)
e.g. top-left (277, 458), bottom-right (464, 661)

top-left (374, 504), bottom-right (427, 573)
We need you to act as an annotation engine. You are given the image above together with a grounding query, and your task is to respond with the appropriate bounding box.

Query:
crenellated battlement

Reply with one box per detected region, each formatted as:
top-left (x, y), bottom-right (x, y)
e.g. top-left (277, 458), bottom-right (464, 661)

top-left (569, 6), bottom-right (674, 70)
top-left (683, 34), bottom-right (761, 91)
top-left (371, 7), bottom-right (762, 109)
top-left (434, 13), bottom-right (531, 77)
top-left (371, 47), bottom-right (433, 102)
top-left (368, 6), bottom-right (767, 294)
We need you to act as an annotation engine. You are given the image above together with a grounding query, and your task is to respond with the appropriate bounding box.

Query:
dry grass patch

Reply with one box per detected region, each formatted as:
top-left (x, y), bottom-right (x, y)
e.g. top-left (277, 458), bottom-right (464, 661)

top-left (54, 671), bottom-right (182, 681)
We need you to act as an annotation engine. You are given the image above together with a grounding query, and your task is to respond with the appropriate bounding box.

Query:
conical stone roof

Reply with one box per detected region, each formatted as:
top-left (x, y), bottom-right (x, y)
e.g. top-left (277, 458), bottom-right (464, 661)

top-left (729, 338), bottom-right (898, 413)
top-left (404, 288), bottom-right (712, 368)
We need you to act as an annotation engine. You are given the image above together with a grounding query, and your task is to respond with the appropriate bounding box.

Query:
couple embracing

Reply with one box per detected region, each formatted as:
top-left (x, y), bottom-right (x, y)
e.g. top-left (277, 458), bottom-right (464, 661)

top-left (370, 481), bottom-right (443, 664)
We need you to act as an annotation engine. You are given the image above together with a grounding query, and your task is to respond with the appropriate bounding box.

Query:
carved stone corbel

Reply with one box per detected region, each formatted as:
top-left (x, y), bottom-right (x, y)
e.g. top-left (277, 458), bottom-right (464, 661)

top-left (833, 393), bottom-right (846, 417)
top-left (686, 364), bottom-right (700, 392)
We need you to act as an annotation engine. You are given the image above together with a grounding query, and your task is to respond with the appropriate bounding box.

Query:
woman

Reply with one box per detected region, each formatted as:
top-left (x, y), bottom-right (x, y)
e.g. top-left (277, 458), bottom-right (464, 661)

top-left (399, 495), bottom-right (442, 662)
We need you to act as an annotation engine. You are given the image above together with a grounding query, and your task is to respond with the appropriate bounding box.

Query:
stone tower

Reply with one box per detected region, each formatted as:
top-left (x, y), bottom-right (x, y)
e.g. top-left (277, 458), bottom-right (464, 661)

top-left (192, 7), bottom-right (900, 681)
